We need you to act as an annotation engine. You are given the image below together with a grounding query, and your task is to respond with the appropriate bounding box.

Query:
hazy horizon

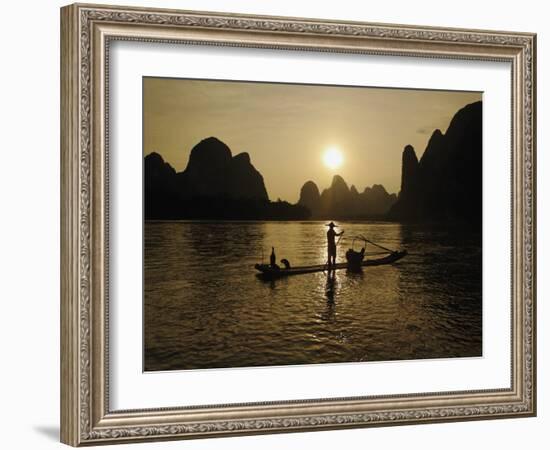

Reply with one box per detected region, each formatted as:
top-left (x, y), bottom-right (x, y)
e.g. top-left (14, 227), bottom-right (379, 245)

top-left (144, 77), bottom-right (481, 203)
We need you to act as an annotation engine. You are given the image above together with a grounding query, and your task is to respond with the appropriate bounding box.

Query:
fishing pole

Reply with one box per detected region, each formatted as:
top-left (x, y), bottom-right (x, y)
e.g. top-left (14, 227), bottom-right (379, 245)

top-left (336, 230), bottom-right (345, 247)
top-left (358, 234), bottom-right (396, 253)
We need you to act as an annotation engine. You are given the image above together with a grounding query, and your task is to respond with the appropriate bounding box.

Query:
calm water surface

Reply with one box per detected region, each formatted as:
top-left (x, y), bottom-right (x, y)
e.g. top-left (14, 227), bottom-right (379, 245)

top-left (144, 221), bottom-right (482, 371)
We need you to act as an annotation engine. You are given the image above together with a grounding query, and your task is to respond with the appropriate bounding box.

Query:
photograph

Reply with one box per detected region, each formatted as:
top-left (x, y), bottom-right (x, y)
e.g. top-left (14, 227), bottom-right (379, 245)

top-left (143, 77), bottom-right (483, 372)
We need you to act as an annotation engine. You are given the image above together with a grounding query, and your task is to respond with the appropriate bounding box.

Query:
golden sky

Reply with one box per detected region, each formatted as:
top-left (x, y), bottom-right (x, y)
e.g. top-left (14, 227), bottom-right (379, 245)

top-left (143, 77), bottom-right (481, 203)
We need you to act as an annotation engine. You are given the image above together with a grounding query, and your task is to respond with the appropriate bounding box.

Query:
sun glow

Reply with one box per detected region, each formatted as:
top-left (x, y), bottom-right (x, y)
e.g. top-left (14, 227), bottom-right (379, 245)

top-left (323, 147), bottom-right (343, 170)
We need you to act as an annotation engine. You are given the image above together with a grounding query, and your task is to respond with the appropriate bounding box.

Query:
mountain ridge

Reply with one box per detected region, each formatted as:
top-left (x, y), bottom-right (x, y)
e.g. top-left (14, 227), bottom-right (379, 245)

top-left (144, 100), bottom-right (482, 223)
top-left (144, 137), bottom-right (308, 220)
top-left (298, 176), bottom-right (396, 219)
top-left (388, 100), bottom-right (482, 224)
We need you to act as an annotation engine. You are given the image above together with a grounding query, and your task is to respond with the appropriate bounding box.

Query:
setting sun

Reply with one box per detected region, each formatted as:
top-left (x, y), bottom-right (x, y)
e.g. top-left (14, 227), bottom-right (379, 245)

top-left (323, 147), bottom-right (343, 170)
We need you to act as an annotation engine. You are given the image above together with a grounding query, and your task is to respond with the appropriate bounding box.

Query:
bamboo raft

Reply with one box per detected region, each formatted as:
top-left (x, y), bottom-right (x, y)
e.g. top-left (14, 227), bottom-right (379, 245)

top-left (255, 250), bottom-right (407, 280)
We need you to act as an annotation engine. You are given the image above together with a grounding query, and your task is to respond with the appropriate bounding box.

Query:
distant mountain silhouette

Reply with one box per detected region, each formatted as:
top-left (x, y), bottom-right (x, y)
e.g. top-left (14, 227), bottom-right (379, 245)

top-left (176, 137), bottom-right (268, 200)
top-left (144, 152), bottom-right (181, 219)
top-left (146, 100), bottom-right (481, 222)
top-left (298, 175), bottom-right (397, 219)
top-left (145, 137), bottom-right (309, 220)
top-left (388, 101), bottom-right (482, 223)
top-left (298, 181), bottom-right (321, 215)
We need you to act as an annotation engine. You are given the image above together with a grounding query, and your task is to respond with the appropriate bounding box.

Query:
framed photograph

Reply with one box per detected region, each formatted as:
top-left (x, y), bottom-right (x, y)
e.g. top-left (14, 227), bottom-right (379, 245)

top-left (60, 3), bottom-right (536, 446)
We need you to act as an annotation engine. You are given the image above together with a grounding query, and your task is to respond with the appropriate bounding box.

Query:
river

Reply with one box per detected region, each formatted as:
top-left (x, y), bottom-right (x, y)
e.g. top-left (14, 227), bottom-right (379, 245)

top-left (144, 221), bottom-right (482, 371)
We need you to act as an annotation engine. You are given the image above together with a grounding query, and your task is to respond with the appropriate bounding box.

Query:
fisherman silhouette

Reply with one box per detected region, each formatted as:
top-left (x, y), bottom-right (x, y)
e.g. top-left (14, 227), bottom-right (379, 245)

top-left (326, 222), bottom-right (344, 268)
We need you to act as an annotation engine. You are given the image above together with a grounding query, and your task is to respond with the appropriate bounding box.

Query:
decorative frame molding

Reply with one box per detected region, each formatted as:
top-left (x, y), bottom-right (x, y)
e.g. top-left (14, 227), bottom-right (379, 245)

top-left (60, 3), bottom-right (536, 446)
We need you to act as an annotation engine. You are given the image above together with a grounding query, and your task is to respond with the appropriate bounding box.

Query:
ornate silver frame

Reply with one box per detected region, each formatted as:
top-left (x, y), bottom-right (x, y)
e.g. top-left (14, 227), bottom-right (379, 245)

top-left (60, 3), bottom-right (536, 446)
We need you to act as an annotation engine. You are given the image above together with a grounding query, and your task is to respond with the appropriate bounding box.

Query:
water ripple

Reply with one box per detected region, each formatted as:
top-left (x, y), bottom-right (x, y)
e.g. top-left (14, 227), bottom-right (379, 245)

top-left (144, 221), bottom-right (482, 371)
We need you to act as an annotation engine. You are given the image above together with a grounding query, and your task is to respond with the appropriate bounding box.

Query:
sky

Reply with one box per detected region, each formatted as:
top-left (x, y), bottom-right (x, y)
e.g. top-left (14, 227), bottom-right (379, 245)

top-left (143, 77), bottom-right (481, 203)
